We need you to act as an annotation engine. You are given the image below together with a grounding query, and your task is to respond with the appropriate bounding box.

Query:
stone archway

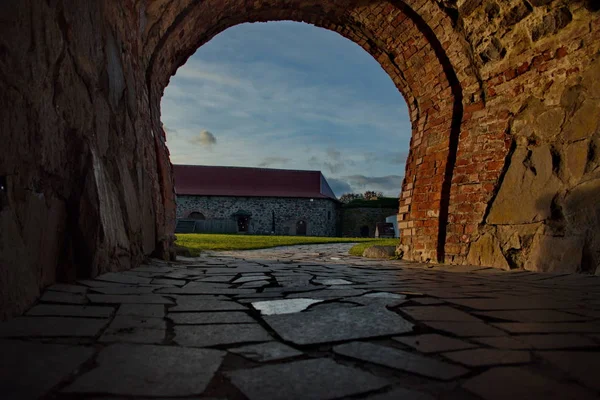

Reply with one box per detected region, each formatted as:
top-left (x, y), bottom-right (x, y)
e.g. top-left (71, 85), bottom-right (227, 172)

top-left (146, 0), bottom-right (481, 264)
top-left (1, 0), bottom-right (599, 318)
top-left (187, 212), bottom-right (205, 220)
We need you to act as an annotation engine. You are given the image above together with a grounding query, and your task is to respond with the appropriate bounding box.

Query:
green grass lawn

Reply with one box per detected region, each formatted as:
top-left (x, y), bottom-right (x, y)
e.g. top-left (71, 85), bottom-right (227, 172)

top-left (347, 239), bottom-right (399, 257)
top-left (175, 233), bottom-right (399, 256)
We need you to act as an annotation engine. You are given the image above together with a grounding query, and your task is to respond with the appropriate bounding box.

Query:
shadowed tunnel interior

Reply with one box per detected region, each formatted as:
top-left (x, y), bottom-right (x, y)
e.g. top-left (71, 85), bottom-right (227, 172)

top-left (0, 0), bottom-right (599, 322)
top-left (0, 1), bottom-right (600, 398)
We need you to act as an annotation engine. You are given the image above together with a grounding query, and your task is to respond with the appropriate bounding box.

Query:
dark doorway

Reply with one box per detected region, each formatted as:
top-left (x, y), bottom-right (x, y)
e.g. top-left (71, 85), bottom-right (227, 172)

top-left (237, 216), bottom-right (249, 232)
top-left (360, 225), bottom-right (370, 237)
top-left (296, 220), bottom-right (307, 236)
top-left (188, 212), bottom-right (206, 220)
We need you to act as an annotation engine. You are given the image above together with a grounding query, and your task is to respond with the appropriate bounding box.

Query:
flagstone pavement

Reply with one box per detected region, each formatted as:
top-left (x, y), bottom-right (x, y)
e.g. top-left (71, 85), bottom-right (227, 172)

top-left (1, 243), bottom-right (600, 400)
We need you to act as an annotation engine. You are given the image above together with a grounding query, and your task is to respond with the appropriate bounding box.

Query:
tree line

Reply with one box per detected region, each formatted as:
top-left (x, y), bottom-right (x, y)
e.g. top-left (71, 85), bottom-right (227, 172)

top-left (339, 190), bottom-right (384, 203)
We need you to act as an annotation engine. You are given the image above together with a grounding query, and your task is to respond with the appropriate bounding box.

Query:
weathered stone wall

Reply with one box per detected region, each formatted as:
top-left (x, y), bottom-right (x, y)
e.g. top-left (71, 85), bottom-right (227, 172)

top-left (177, 196), bottom-right (338, 236)
top-left (1, 0), bottom-right (599, 318)
top-left (448, 0), bottom-right (600, 273)
top-left (340, 208), bottom-right (398, 238)
top-left (0, 0), bottom-right (175, 319)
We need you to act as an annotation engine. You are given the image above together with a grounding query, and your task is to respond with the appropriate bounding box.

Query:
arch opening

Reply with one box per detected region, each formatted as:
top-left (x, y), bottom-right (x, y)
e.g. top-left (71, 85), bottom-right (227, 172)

top-left (187, 212), bottom-right (205, 220)
top-left (164, 21), bottom-right (411, 239)
top-left (151, 0), bottom-right (473, 263)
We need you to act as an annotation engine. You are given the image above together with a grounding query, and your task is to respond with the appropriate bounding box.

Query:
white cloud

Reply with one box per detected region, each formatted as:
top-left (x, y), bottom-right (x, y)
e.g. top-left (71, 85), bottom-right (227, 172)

top-left (327, 178), bottom-right (353, 196)
top-left (190, 130), bottom-right (217, 147)
top-left (343, 175), bottom-right (404, 196)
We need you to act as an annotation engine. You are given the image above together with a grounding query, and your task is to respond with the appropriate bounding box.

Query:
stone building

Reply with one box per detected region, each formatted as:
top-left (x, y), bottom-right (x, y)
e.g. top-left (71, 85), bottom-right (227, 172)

top-left (174, 165), bottom-right (339, 236)
top-left (341, 207), bottom-right (399, 238)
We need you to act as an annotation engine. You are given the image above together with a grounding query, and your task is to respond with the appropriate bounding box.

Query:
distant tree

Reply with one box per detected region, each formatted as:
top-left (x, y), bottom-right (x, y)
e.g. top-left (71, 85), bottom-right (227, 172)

top-left (339, 193), bottom-right (364, 203)
top-left (363, 190), bottom-right (384, 200)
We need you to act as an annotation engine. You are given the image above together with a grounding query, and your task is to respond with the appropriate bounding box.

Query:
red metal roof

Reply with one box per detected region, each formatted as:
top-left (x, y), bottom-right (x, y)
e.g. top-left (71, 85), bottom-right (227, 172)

top-left (173, 165), bottom-right (338, 200)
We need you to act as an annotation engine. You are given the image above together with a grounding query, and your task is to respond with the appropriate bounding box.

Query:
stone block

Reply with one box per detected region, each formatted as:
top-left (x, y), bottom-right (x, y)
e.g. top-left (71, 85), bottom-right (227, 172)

top-left (263, 305), bottom-right (414, 345)
top-left (524, 234), bottom-right (583, 273)
top-left (63, 344), bottom-right (224, 396)
top-left (487, 145), bottom-right (562, 225)
top-left (466, 233), bottom-right (511, 270)
top-left (393, 333), bottom-right (477, 353)
top-left (228, 341), bottom-right (303, 362)
top-left (174, 324), bottom-right (272, 347)
top-left (362, 246), bottom-right (397, 258)
top-left (0, 340), bottom-right (94, 400)
top-left (334, 341), bottom-right (469, 380)
top-left (226, 358), bottom-right (390, 400)
top-left (463, 367), bottom-right (597, 400)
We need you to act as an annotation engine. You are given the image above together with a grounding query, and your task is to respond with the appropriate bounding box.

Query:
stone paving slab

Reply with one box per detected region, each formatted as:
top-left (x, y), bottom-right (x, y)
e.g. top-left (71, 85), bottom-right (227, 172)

top-left (233, 275), bottom-right (269, 284)
top-left (363, 387), bottom-right (436, 400)
top-left (0, 317), bottom-right (108, 337)
top-left (226, 358), bottom-right (390, 400)
top-left (422, 321), bottom-right (507, 337)
top-left (492, 322), bottom-right (600, 334)
top-left (348, 292), bottom-right (407, 307)
top-left (87, 294), bottom-right (174, 304)
top-left (445, 297), bottom-right (572, 310)
top-left (26, 304), bottom-right (115, 318)
top-left (63, 344), bottom-right (224, 396)
top-left (263, 306), bottom-right (414, 345)
top-left (462, 366), bottom-right (598, 400)
top-left (117, 304), bottom-right (165, 318)
top-left (471, 336), bottom-right (536, 349)
top-left (100, 315), bottom-right (165, 344)
top-left (539, 351), bottom-right (600, 391)
top-left (40, 290), bottom-right (88, 304)
top-left (252, 298), bottom-right (324, 315)
top-left (239, 280), bottom-right (270, 288)
top-left (95, 272), bottom-right (153, 285)
top-left (168, 311), bottom-right (255, 324)
top-left (151, 278), bottom-right (187, 286)
top-left (169, 298), bottom-right (247, 312)
top-left (157, 285), bottom-right (256, 295)
top-left (89, 286), bottom-right (158, 295)
top-left (4, 244), bottom-right (600, 400)
top-left (288, 289), bottom-right (369, 298)
top-left (228, 341), bottom-right (303, 362)
top-left (393, 333), bottom-right (478, 353)
top-left (0, 340), bottom-right (94, 400)
top-left (514, 334), bottom-right (598, 349)
top-left (474, 309), bottom-right (590, 322)
top-left (441, 348), bottom-right (532, 367)
top-left (174, 324), bottom-right (272, 347)
top-left (47, 284), bottom-right (89, 293)
top-left (334, 341), bottom-right (469, 381)
top-left (195, 276), bottom-right (235, 283)
top-left (78, 279), bottom-right (137, 287)
top-left (409, 297), bottom-right (445, 305)
top-left (400, 306), bottom-right (483, 322)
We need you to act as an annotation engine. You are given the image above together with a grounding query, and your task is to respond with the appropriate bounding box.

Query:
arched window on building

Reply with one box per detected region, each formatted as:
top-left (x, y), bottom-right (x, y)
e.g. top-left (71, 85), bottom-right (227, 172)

top-left (188, 212), bottom-right (206, 220)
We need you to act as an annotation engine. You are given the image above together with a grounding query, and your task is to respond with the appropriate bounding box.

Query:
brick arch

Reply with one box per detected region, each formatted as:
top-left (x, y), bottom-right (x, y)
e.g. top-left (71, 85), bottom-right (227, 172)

top-left (2, 0), bottom-right (598, 319)
top-left (146, 0), bottom-right (479, 262)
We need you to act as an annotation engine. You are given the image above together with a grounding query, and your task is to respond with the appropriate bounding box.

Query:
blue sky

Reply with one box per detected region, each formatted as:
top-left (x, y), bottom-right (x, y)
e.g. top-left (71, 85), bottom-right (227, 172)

top-left (161, 21), bottom-right (411, 197)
